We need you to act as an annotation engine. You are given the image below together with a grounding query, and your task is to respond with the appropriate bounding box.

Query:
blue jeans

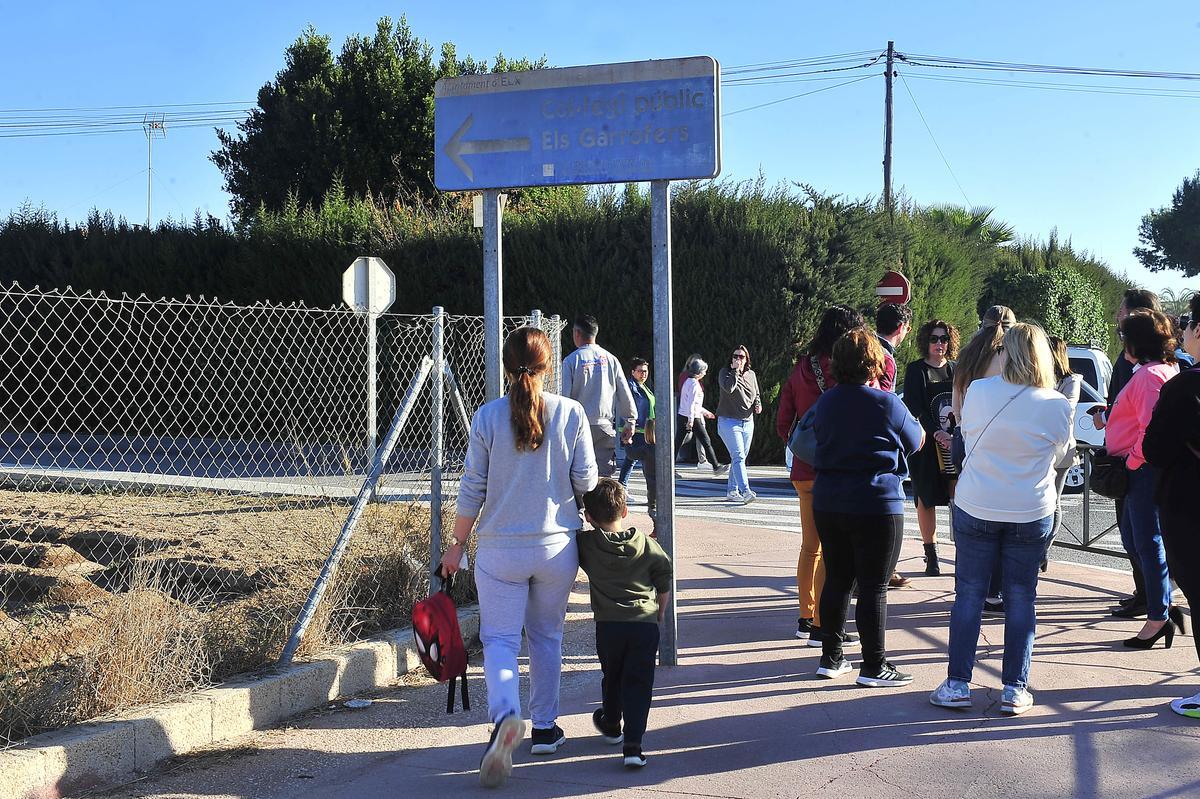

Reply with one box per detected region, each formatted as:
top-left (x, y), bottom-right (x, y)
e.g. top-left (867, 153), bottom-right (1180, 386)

top-left (1119, 464), bottom-right (1171, 622)
top-left (948, 506), bottom-right (1053, 689)
top-left (717, 416), bottom-right (753, 494)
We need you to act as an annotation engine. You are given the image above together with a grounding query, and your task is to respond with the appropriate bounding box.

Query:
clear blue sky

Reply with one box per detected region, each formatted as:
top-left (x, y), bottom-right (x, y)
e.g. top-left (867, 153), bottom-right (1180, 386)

top-left (4, 0), bottom-right (1199, 295)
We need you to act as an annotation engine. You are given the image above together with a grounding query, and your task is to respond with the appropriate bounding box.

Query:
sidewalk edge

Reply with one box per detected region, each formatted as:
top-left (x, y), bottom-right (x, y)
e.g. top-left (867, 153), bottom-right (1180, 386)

top-left (0, 607), bottom-right (480, 799)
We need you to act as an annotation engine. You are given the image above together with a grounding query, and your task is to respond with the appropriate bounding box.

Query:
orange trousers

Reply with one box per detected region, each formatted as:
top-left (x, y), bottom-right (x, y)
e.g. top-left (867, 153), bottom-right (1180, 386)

top-left (792, 480), bottom-right (824, 625)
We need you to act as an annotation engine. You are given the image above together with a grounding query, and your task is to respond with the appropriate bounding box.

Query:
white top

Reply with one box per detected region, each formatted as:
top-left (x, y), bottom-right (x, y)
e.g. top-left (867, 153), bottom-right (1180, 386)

top-left (954, 375), bottom-right (1073, 523)
top-left (678, 376), bottom-right (705, 419)
top-left (458, 393), bottom-right (598, 546)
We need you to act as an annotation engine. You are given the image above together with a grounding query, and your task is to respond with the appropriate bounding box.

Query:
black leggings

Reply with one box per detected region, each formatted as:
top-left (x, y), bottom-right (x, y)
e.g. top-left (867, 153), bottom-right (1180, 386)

top-left (675, 416), bottom-right (718, 465)
top-left (1160, 506), bottom-right (1200, 664)
top-left (814, 511), bottom-right (905, 671)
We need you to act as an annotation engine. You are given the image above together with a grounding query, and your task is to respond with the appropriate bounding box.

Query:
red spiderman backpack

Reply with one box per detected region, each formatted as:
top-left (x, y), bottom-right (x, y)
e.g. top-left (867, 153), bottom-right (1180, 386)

top-left (412, 569), bottom-right (470, 713)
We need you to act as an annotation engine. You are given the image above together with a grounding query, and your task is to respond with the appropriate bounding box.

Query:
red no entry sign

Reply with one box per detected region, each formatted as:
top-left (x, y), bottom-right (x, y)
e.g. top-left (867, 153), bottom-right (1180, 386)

top-left (876, 270), bottom-right (910, 305)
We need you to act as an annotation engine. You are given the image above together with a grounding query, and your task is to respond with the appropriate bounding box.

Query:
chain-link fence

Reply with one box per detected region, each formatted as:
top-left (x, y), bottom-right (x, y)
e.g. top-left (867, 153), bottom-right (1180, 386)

top-left (0, 283), bottom-right (564, 746)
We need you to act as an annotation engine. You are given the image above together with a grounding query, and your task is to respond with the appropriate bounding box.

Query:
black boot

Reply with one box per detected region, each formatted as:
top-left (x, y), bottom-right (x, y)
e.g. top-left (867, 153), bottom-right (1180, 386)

top-left (924, 543), bottom-right (941, 576)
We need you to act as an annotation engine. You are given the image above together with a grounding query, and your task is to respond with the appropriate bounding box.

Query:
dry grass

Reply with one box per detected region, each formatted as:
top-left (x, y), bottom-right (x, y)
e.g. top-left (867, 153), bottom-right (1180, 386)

top-left (0, 488), bottom-right (460, 746)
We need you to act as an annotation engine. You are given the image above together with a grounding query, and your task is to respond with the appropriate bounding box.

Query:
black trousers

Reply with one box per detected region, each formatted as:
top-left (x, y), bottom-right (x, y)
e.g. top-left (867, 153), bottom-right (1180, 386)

top-left (1160, 505), bottom-right (1200, 664)
top-left (596, 621), bottom-right (659, 746)
top-left (814, 511), bottom-right (905, 671)
top-left (675, 416), bottom-right (718, 465)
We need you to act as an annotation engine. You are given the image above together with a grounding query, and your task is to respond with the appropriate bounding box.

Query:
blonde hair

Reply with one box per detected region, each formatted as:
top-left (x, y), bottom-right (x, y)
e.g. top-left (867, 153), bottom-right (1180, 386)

top-left (1002, 323), bottom-right (1055, 389)
top-left (953, 307), bottom-right (1014, 395)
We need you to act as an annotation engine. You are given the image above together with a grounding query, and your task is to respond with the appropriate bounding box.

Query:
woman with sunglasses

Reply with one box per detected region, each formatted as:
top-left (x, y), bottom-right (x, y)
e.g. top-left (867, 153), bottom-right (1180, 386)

top-left (717, 345), bottom-right (762, 503)
top-left (901, 320), bottom-right (960, 576)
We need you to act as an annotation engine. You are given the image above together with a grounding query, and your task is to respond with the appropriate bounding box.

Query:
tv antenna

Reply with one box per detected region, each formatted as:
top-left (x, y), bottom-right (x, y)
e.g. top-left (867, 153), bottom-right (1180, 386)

top-left (142, 113), bottom-right (166, 228)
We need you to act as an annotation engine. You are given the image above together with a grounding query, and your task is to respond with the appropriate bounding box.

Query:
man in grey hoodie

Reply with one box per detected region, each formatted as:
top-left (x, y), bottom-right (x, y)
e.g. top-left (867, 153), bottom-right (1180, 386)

top-left (562, 315), bottom-right (637, 477)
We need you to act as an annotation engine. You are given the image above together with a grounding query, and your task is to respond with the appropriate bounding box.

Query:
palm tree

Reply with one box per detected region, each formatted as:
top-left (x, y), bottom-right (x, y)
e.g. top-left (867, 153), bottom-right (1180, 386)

top-left (1159, 287), bottom-right (1197, 317)
top-left (923, 204), bottom-right (1016, 246)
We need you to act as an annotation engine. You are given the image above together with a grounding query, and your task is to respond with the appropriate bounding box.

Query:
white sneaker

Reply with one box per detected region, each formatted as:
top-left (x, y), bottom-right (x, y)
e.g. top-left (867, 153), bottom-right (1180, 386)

top-left (741, 490), bottom-right (757, 505)
top-left (624, 492), bottom-right (643, 504)
top-left (1170, 691), bottom-right (1200, 719)
top-left (1000, 685), bottom-right (1034, 715)
top-left (726, 489), bottom-right (743, 502)
top-left (929, 678), bottom-right (973, 709)
top-left (816, 655), bottom-right (854, 679)
top-left (479, 713), bottom-right (525, 788)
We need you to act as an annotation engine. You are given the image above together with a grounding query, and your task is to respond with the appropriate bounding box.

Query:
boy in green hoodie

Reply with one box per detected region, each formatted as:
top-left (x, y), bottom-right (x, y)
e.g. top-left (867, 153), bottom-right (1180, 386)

top-left (578, 478), bottom-right (673, 769)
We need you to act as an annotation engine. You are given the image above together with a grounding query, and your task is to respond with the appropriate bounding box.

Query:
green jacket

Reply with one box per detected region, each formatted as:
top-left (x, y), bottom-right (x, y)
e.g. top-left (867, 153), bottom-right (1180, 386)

top-left (576, 526), bottom-right (673, 624)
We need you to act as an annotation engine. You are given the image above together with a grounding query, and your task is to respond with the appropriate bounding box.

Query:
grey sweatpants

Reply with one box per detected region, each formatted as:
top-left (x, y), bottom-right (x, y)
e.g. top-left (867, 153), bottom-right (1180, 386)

top-left (475, 536), bottom-right (578, 729)
top-left (590, 424), bottom-right (618, 478)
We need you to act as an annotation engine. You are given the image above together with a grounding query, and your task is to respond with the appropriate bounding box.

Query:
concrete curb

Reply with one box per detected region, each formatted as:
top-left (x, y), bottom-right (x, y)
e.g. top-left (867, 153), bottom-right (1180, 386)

top-left (0, 607), bottom-right (480, 799)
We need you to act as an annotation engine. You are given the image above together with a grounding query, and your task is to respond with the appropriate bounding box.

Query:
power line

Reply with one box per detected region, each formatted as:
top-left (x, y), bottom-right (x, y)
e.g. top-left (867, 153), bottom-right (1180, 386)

top-left (902, 72), bottom-right (1200, 100)
top-left (896, 51), bottom-right (1200, 81)
top-left (723, 74), bottom-right (877, 117)
top-left (897, 73), bottom-right (971, 206)
top-left (0, 100), bottom-right (253, 114)
top-left (0, 119), bottom-right (247, 139)
top-left (723, 56), bottom-right (885, 86)
top-left (723, 49), bottom-right (881, 75)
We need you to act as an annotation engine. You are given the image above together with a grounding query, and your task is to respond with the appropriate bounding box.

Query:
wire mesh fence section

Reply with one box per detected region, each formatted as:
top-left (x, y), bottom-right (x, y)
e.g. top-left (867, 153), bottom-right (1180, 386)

top-left (0, 282), bottom-right (564, 746)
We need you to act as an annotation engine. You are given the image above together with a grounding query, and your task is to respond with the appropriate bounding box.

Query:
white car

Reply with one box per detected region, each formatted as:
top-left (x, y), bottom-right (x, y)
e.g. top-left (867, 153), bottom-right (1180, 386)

top-left (1063, 344), bottom-right (1113, 493)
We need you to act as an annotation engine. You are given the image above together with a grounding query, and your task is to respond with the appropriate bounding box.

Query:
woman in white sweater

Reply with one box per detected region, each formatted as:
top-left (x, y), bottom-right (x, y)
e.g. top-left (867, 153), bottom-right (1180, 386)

top-left (440, 327), bottom-right (598, 788)
top-left (930, 323), bottom-right (1072, 716)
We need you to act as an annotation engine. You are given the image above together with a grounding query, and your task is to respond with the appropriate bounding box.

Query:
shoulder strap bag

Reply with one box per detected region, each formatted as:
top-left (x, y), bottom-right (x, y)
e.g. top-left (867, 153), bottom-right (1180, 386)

top-left (956, 387), bottom-right (1029, 472)
top-left (787, 357), bottom-right (828, 465)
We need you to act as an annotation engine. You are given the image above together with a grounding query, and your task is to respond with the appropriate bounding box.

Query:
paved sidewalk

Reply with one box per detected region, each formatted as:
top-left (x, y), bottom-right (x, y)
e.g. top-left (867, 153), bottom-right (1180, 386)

top-left (98, 512), bottom-right (1198, 799)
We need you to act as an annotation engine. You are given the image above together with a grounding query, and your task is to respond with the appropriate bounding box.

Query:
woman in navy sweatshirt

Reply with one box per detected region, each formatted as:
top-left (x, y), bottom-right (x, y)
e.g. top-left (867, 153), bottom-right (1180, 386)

top-left (811, 328), bottom-right (925, 687)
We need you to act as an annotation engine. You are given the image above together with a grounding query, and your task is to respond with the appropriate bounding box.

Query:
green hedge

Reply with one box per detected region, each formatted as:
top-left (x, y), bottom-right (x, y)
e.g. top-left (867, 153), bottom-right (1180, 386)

top-left (0, 184), bottom-right (1130, 462)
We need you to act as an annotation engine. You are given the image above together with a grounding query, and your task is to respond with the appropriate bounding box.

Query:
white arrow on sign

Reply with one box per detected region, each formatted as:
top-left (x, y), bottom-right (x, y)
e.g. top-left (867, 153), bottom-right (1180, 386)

top-left (445, 114), bottom-right (532, 181)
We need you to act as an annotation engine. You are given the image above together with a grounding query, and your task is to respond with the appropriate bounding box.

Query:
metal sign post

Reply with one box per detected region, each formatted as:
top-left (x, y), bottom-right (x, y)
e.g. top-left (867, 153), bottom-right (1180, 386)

top-left (650, 179), bottom-right (678, 665)
top-left (483, 191), bottom-right (504, 402)
top-left (433, 56), bottom-right (720, 667)
top-left (342, 257), bottom-right (397, 461)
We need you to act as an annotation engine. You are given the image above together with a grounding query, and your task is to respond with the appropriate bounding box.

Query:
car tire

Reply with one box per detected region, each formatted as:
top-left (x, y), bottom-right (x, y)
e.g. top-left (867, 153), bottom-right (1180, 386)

top-left (1064, 462), bottom-right (1086, 495)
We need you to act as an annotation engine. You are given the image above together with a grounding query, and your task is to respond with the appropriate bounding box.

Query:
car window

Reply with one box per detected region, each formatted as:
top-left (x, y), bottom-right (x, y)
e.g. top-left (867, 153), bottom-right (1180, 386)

top-left (1077, 380), bottom-right (1102, 403)
top-left (1069, 357), bottom-right (1099, 393)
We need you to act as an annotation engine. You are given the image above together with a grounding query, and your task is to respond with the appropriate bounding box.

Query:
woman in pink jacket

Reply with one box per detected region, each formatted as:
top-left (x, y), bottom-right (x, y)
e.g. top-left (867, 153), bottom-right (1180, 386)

top-left (1106, 309), bottom-right (1185, 649)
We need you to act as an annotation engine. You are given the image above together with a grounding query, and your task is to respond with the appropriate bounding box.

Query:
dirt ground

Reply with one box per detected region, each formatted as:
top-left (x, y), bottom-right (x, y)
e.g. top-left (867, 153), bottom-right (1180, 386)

top-left (0, 487), bottom-right (447, 744)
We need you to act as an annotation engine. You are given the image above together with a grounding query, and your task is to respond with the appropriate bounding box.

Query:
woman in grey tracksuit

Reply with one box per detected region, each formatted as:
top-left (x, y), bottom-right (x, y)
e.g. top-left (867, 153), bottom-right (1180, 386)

top-left (441, 327), bottom-right (598, 787)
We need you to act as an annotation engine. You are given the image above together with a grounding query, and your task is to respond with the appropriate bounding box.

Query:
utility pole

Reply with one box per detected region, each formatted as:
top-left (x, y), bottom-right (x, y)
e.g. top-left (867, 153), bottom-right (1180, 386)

top-left (142, 113), bottom-right (166, 228)
top-left (883, 40), bottom-right (895, 217)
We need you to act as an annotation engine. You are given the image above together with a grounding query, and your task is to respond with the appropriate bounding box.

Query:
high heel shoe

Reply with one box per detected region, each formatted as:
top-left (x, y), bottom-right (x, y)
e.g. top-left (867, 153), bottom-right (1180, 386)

top-left (1123, 620), bottom-right (1176, 650)
top-left (1168, 606), bottom-right (1188, 636)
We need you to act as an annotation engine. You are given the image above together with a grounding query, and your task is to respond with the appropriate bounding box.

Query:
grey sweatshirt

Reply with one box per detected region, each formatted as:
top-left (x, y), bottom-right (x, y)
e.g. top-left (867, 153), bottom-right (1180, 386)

top-left (560, 343), bottom-right (637, 433)
top-left (717, 367), bottom-right (760, 419)
top-left (458, 393), bottom-right (599, 546)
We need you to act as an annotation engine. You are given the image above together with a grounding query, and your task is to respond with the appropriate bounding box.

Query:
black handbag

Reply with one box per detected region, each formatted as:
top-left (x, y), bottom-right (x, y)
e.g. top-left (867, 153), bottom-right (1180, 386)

top-left (950, 427), bottom-right (966, 472)
top-left (1088, 448), bottom-right (1128, 499)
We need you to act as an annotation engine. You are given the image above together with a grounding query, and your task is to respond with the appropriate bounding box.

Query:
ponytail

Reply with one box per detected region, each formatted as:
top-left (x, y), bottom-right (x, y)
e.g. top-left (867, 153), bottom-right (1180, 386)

top-left (954, 320), bottom-right (1006, 395)
top-left (503, 327), bottom-right (552, 451)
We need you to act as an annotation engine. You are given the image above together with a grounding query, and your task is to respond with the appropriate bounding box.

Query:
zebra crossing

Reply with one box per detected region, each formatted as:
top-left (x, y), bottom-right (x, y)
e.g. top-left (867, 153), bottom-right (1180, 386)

top-left (620, 464), bottom-right (1125, 566)
top-left (624, 464), bottom-right (951, 535)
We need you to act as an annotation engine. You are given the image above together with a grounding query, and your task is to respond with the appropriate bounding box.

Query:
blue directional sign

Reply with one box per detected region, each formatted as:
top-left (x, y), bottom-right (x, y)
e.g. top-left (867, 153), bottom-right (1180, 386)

top-left (434, 57), bottom-right (721, 190)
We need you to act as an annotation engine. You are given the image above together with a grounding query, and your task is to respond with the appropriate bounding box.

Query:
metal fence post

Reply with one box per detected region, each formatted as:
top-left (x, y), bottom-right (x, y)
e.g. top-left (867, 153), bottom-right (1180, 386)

top-left (531, 308), bottom-right (542, 331)
top-left (548, 314), bottom-right (562, 394)
top-left (430, 307), bottom-right (446, 585)
top-left (279, 356), bottom-right (435, 666)
top-left (1082, 447), bottom-right (1092, 547)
